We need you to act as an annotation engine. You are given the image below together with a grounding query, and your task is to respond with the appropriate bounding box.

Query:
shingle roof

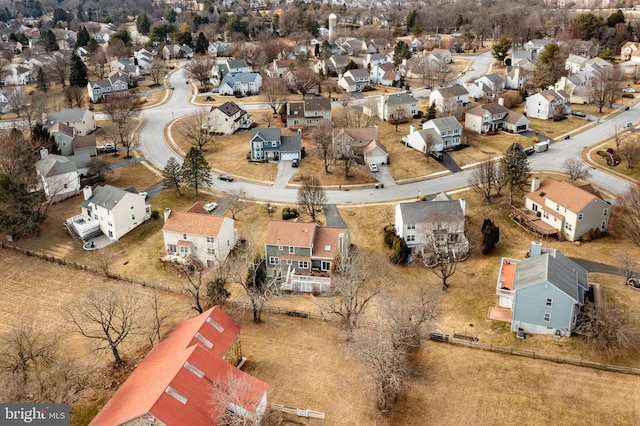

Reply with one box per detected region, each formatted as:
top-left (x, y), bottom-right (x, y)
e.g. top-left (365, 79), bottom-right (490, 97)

top-left (397, 197), bottom-right (463, 224)
top-left (265, 221), bottom-right (316, 247)
top-left (384, 92), bottom-right (416, 106)
top-left (528, 177), bottom-right (603, 212)
top-left (220, 72), bottom-right (260, 86)
top-left (36, 154), bottom-right (77, 177)
top-left (48, 109), bottom-right (90, 123)
top-left (162, 208), bottom-right (231, 237)
top-left (251, 127), bottom-right (282, 142)
top-left (215, 101), bottom-right (245, 117)
top-left (311, 227), bottom-right (348, 259)
top-left (436, 84), bottom-right (469, 97)
top-left (81, 184), bottom-right (138, 210)
top-left (430, 116), bottom-right (462, 132)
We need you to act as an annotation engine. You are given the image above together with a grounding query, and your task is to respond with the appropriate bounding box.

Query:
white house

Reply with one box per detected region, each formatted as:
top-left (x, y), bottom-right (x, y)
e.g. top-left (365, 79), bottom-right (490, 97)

top-left (205, 101), bottom-right (253, 135)
top-left (464, 101), bottom-right (529, 134)
top-left (621, 41), bottom-right (640, 62)
top-left (337, 69), bottom-right (370, 93)
top-left (464, 73), bottom-right (505, 101)
top-left (66, 185), bottom-right (151, 241)
top-left (265, 59), bottom-right (296, 78)
top-left (363, 93), bottom-right (417, 121)
top-left (505, 66), bottom-right (526, 90)
top-left (424, 48), bottom-right (452, 64)
top-left (134, 48), bottom-right (156, 69)
top-left (218, 73), bottom-right (262, 96)
top-left (370, 62), bottom-right (399, 85)
top-left (161, 205), bottom-right (238, 268)
top-left (35, 149), bottom-right (89, 203)
top-left (524, 89), bottom-right (571, 120)
top-left (429, 84), bottom-right (470, 113)
top-left (46, 109), bottom-right (96, 136)
top-left (394, 193), bottom-right (468, 256)
top-left (212, 59), bottom-right (250, 84)
top-left (403, 116), bottom-right (462, 153)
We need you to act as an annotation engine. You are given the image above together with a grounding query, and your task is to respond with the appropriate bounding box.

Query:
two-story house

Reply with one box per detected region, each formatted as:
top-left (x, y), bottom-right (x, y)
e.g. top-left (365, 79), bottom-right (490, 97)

top-left (265, 59), bottom-right (296, 78)
top-left (35, 149), bottom-right (90, 203)
top-left (46, 109), bottom-right (96, 135)
top-left (87, 72), bottom-right (130, 103)
top-left (524, 38), bottom-right (553, 60)
top-left (621, 41), bottom-right (640, 61)
top-left (218, 73), bottom-right (262, 96)
top-left (90, 307), bottom-right (269, 426)
top-left (370, 62), bottom-right (399, 85)
top-left (205, 101), bottom-right (253, 135)
top-left (66, 185), bottom-right (151, 241)
top-left (250, 128), bottom-right (301, 161)
top-left (422, 116), bottom-right (462, 150)
top-left (464, 101), bottom-right (529, 134)
top-left (464, 73), bottom-right (505, 101)
top-left (363, 93), bottom-right (418, 121)
top-left (286, 94), bottom-right (332, 128)
top-left (429, 84), bottom-right (470, 113)
top-left (162, 44), bottom-right (194, 60)
top-left (161, 205), bottom-right (237, 268)
top-left (332, 127), bottom-right (388, 165)
top-left (338, 69), bottom-right (371, 93)
top-left (49, 122), bottom-right (97, 157)
top-left (505, 66), bottom-right (527, 90)
top-left (524, 89), bottom-right (571, 120)
top-left (496, 242), bottom-right (588, 337)
top-left (424, 48), bottom-right (452, 64)
top-left (513, 177), bottom-right (610, 242)
top-left (211, 59), bottom-right (250, 85)
top-left (394, 193), bottom-right (468, 257)
top-left (264, 221), bottom-right (351, 292)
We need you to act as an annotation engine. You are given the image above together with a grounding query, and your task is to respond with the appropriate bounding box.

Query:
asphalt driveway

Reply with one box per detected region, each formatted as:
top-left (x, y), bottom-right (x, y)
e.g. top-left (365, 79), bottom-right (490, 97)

top-left (323, 204), bottom-right (348, 228)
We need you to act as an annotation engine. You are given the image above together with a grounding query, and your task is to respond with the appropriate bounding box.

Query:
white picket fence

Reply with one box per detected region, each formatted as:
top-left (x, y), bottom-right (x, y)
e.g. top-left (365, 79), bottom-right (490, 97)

top-left (271, 403), bottom-right (325, 420)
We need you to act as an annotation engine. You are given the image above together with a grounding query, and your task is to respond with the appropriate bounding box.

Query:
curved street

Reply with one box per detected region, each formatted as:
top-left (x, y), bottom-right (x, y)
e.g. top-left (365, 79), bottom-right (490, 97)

top-left (137, 56), bottom-right (636, 205)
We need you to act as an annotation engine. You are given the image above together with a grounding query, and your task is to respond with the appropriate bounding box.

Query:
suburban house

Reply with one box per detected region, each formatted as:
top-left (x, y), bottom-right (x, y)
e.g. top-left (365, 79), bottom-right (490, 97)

top-left (495, 242), bottom-right (588, 337)
top-left (161, 204), bottom-right (237, 268)
top-left (35, 149), bottom-right (89, 203)
top-left (49, 122), bottom-right (97, 157)
top-left (207, 42), bottom-right (232, 57)
top-left (554, 74), bottom-right (593, 105)
top-left (110, 58), bottom-right (139, 77)
top-left (282, 68), bottom-right (321, 94)
top-left (162, 44), bottom-right (194, 60)
top-left (325, 54), bottom-right (352, 75)
top-left (1, 63), bottom-right (35, 85)
top-left (464, 101), bottom-right (529, 134)
top-left (218, 73), bottom-right (262, 96)
top-left (429, 84), bottom-right (470, 113)
top-left (205, 101), bottom-right (253, 135)
top-left (66, 185), bottom-right (151, 241)
top-left (211, 59), bottom-right (250, 84)
top-left (338, 69), bottom-right (371, 92)
top-left (249, 128), bottom-right (301, 161)
top-left (364, 52), bottom-right (388, 69)
top-left (265, 59), bottom-right (297, 78)
top-left (620, 41), bottom-right (640, 62)
top-left (370, 61), bottom-right (399, 85)
top-left (363, 93), bottom-right (418, 121)
top-left (264, 221), bottom-right (351, 293)
top-left (402, 117), bottom-right (463, 154)
top-left (394, 193), bottom-right (469, 257)
top-left (464, 73), bottom-right (505, 101)
top-left (90, 307), bottom-right (269, 426)
top-left (505, 66), bottom-right (527, 90)
top-left (286, 94), bottom-right (332, 128)
top-left (46, 109), bottom-right (96, 136)
top-left (87, 71), bottom-right (130, 103)
top-left (134, 47), bottom-right (156, 69)
top-left (424, 48), bottom-right (452, 64)
top-left (524, 89), bottom-right (571, 120)
top-left (565, 54), bottom-right (590, 74)
top-left (511, 177), bottom-right (610, 242)
top-left (524, 38), bottom-right (553, 60)
top-left (333, 127), bottom-right (388, 165)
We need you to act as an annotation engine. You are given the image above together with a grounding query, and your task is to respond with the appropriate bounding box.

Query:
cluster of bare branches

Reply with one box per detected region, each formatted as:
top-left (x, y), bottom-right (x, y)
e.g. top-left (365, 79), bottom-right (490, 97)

top-left (297, 175), bottom-right (327, 223)
top-left (468, 159), bottom-right (506, 204)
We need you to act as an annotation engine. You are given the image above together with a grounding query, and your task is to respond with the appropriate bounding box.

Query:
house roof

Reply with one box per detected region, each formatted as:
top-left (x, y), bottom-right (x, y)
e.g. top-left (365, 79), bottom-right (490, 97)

top-left (73, 134), bottom-right (97, 150)
top-left (345, 69), bottom-right (370, 78)
top-left (81, 184), bottom-right (138, 210)
top-left (280, 135), bottom-right (302, 152)
top-left (215, 101), bottom-right (246, 118)
top-left (513, 250), bottom-right (588, 302)
top-left (363, 139), bottom-right (388, 156)
top-left (48, 108), bottom-right (90, 123)
top-left (162, 208), bottom-right (232, 238)
top-left (428, 116), bottom-right (462, 132)
top-left (382, 71), bottom-right (398, 81)
top-left (436, 84), bottom-right (469, 98)
top-left (333, 127), bottom-right (378, 145)
top-left (384, 92), bottom-right (416, 106)
top-left (251, 127), bottom-right (282, 142)
top-left (265, 221), bottom-right (316, 248)
top-left (36, 154), bottom-right (78, 177)
top-left (311, 227), bottom-right (348, 259)
top-left (226, 59), bottom-right (248, 69)
top-left (466, 102), bottom-right (509, 117)
top-left (303, 96), bottom-right (331, 111)
top-left (397, 196), bottom-right (463, 224)
top-left (528, 177), bottom-right (604, 213)
top-left (379, 62), bottom-right (395, 72)
top-left (49, 121), bottom-right (74, 137)
top-left (220, 72), bottom-right (260, 86)
top-left (89, 307), bottom-right (268, 426)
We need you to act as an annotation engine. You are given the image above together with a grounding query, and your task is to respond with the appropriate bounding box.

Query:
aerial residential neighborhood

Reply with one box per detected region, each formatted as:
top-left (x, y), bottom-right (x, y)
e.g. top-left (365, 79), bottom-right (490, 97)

top-left (2, 1), bottom-right (640, 425)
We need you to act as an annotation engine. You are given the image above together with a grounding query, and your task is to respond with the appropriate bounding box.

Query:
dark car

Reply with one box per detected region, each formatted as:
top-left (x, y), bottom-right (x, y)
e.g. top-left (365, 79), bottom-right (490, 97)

top-left (218, 174), bottom-right (234, 182)
top-left (430, 151), bottom-right (443, 161)
top-left (625, 106), bottom-right (631, 111)
top-left (292, 159), bottom-right (299, 167)
top-left (571, 111), bottom-right (586, 117)
top-left (523, 147), bottom-right (535, 156)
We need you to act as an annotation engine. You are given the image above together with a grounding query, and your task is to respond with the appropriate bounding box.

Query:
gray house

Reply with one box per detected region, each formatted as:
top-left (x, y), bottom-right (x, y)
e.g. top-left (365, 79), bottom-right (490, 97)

top-left (249, 128), bottom-right (301, 161)
top-left (496, 242), bottom-right (588, 337)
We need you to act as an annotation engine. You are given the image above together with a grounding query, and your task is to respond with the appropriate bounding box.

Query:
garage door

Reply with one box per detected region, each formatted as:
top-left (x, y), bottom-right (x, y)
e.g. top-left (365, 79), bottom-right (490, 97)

top-left (280, 152), bottom-right (299, 161)
top-left (366, 154), bottom-right (387, 165)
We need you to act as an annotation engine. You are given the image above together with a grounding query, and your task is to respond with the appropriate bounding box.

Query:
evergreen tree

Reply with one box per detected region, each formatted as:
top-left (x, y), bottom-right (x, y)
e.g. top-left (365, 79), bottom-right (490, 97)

top-left (426, 101), bottom-right (437, 121)
top-left (501, 143), bottom-right (531, 205)
top-left (302, 15), bottom-right (319, 37)
top-left (165, 8), bottom-right (178, 23)
top-left (533, 43), bottom-right (564, 89)
top-left (393, 41), bottom-right (411, 65)
top-left (69, 52), bottom-right (88, 87)
top-left (40, 30), bottom-right (59, 52)
top-left (36, 67), bottom-right (49, 94)
top-left (31, 122), bottom-right (58, 155)
top-left (181, 148), bottom-right (212, 196)
top-left (389, 236), bottom-right (410, 264)
top-left (194, 32), bottom-right (208, 55)
top-left (319, 40), bottom-right (332, 60)
top-left (86, 38), bottom-right (99, 54)
top-left (162, 157), bottom-right (183, 196)
top-left (112, 29), bottom-right (132, 47)
top-left (481, 218), bottom-right (500, 255)
top-left (343, 60), bottom-right (359, 73)
top-left (0, 7), bottom-right (11, 23)
top-left (136, 14), bottom-right (151, 35)
top-left (406, 9), bottom-right (418, 32)
top-left (491, 37), bottom-right (512, 65)
top-left (76, 26), bottom-right (90, 47)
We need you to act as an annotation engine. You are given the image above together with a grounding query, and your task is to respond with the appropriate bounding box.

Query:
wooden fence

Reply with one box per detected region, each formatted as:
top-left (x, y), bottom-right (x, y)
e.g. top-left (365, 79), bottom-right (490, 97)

top-left (271, 403), bottom-right (325, 420)
top-left (225, 301), bottom-right (335, 322)
top-left (430, 333), bottom-right (640, 376)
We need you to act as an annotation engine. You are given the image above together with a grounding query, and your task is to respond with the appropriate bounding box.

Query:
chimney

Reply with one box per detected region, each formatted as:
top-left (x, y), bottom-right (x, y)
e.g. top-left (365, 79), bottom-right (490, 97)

top-left (531, 176), bottom-right (540, 192)
top-left (459, 197), bottom-right (466, 216)
top-left (82, 186), bottom-right (92, 200)
top-left (39, 147), bottom-right (49, 159)
top-left (297, 128), bottom-right (302, 137)
top-left (338, 233), bottom-right (344, 253)
top-left (409, 125), bottom-right (415, 134)
top-left (498, 97), bottom-right (505, 106)
top-left (163, 208), bottom-right (171, 223)
top-left (530, 241), bottom-right (542, 258)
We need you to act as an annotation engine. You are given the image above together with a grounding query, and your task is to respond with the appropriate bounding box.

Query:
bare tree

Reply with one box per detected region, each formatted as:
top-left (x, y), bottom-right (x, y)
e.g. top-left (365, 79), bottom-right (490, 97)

top-left (610, 178), bottom-right (640, 245)
top-left (87, 48), bottom-right (108, 79)
top-left (173, 256), bottom-right (208, 314)
top-left (469, 159), bottom-right (498, 203)
top-left (576, 300), bottom-right (640, 359)
top-left (177, 109), bottom-right (215, 151)
top-left (261, 77), bottom-right (289, 114)
top-left (590, 65), bottom-right (623, 112)
top-left (562, 158), bottom-right (592, 184)
top-left (209, 370), bottom-right (276, 425)
top-left (49, 52), bottom-right (70, 88)
top-left (297, 176), bottom-right (327, 222)
top-left (334, 106), bottom-right (374, 128)
top-left (146, 288), bottom-right (176, 347)
top-left (149, 59), bottom-right (165, 86)
top-left (612, 123), bottom-right (626, 150)
top-left (88, 156), bottom-right (112, 181)
top-left (184, 56), bottom-right (216, 91)
top-left (227, 189), bottom-right (249, 220)
top-left (384, 287), bottom-right (439, 355)
top-left (103, 94), bottom-right (142, 157)
top-left (334, 134), bottom-right (356, 179)
top-left (20, 91), bottom-right (48, 130)
top-left (314, 119), bottom-right (334, 173)
top-left (65, 286), bottom-right (145, 366)
top-left (65, 85), bottom-right (85, 109)
top-left (6, 88), bottom-right (25, 118)
top-left (289, 68), bottom-right (321, 95)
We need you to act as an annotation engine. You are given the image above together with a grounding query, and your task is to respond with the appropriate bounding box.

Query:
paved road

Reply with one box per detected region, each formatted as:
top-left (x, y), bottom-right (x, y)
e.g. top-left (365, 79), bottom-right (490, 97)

top-left (133, 60), bottom-right (636, 205)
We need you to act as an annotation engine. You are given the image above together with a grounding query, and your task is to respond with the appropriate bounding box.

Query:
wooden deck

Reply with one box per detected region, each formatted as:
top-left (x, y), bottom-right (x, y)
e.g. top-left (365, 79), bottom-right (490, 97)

top-left (510, 206), bottom-right (558, 239)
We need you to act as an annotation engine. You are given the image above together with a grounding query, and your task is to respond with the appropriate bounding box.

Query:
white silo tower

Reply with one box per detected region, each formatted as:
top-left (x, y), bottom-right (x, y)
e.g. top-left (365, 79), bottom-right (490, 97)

top-left (329, 13), bottom-right (337, 43)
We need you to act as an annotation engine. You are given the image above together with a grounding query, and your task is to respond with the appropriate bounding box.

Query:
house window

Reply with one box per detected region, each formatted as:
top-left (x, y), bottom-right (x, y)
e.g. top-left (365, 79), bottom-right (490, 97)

top-left (543, 211), bottom-right (549, 219)
top-left (289, 246), bottom-right (295, 254)
top-left (269, 256), bottom-right (280, 265)
top-left (207, 248), bottom-right (215, 255)
top-left (577, 213), bottom-right (583, 220)
top-left (406, 235), bottom-right (415, 242)
top-left (131, 214), bottom-right (135, 220)
top-left (546, 298), bottom-right (553, 307)
top-left (407, 223), bottom-right (416, 230)
top-left (543, 313), bottom-right (551, 322)
top-left (180, 246), bottom-right (189, 255)
top-left (603, 208), bottom-right (608, 216)
top-left (321, 260), bottom-right (331, 271)
top-left (206, 236), bottom-right (214, 243)
top-left (168, 244), bottom-right (177, 253)
top-left (183, 234), bottom-right (187, 239)
top-left (565, 223), bottom-right (572, 231)
top-left (298, 261), bottom-right (310, 269)
top-left (556, 204), bottom-right (560, 211)
top-left (286, 259), bottom-right (292, 265)
top-left (279, 245), bottom-right (283, 250)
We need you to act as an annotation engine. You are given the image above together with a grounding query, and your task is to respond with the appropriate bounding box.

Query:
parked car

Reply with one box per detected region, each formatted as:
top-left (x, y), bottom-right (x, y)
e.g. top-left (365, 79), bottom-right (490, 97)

top-left (571, 111), bottom-right (587, 117)
top-left (292, 159), bottom-right (299, 168)
top-left (204, 202), bottom-right (218, 212)
top-left (623, 88), bottom-right (636, 93)
top-left (138, 191), bottom-right (148, 199)
top-left (430, 151), bottom-right (443, 161)
top-left (486, 130), bottom-right (499, 136)
top-left (368, 163), bottom-right (378, 173)
top-left (625, 106), bottom-right (631, 111)
top-left (523, 147), bottom-right (535, 156)
top-left (218, 174), bottom-right (234, 182)
top-left (99, 143), bottom-right (116, 153)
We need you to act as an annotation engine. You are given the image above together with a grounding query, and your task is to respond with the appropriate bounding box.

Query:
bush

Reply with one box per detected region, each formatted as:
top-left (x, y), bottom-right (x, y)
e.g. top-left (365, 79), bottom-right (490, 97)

top-left (151, 210), bottom-right (160, 220)
top-left (383, 225), bottom-right (396, 248)
top-left (389, 236), bottom-right (410, 264)
top-left (481, 218), bottom-right (500, 255)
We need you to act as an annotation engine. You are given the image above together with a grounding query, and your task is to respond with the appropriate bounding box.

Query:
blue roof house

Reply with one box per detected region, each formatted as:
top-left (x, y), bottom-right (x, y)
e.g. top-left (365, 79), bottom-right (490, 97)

top-left (218, 72), bottom-right (262, 96)
top-left (250, 128), bottom-right (301, 161)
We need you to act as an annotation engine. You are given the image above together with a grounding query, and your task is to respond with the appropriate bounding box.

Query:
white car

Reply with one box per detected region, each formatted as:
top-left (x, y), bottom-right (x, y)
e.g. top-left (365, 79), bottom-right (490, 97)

top-left (368, 163), bottom-right (378, 173)
top-left (623, 88), bottom-right (636, 93)
top-left (204, 202), bottom-right (218, 212)
top-left (138, 192), bottom-right (148, 199)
